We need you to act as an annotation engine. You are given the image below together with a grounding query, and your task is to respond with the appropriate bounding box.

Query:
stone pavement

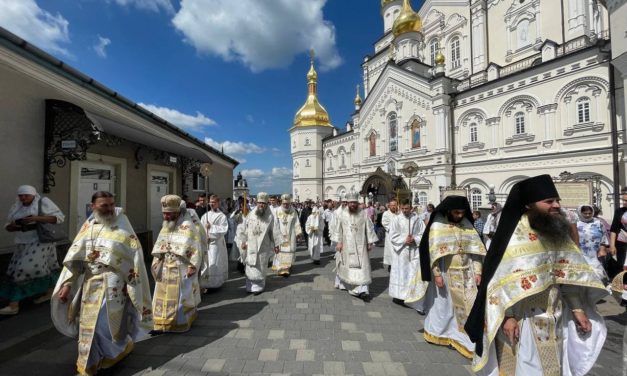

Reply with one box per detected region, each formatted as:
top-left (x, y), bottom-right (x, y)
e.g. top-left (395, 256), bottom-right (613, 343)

top-left (0, 245), bottom-right (624, 376)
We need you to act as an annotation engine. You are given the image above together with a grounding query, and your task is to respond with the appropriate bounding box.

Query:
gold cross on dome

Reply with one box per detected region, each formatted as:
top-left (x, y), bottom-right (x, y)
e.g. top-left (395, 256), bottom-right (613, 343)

top-left (309, 49), bottom-right (315, 63)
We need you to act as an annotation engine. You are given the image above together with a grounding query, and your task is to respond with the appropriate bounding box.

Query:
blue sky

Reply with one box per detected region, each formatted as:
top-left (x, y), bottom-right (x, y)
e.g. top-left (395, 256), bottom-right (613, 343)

top-left (0, 0), bottom-right (420, 194)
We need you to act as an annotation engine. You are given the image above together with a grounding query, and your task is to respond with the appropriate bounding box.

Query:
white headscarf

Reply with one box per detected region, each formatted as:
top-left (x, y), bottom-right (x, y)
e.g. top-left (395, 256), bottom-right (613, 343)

top-left (7, 185), bottom-right (41, 221)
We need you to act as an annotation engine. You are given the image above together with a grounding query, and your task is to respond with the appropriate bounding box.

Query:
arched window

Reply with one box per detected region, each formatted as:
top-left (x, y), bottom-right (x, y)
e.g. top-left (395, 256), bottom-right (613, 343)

top-left (577, 97), bottom-right (590, 123)
top-left (293, 161), bottom-right (299, 177)
top-left (418, 192), bottom-right (428, 208)
top-left (411, 120), bottom-right (421, 149)
top-left (450, 37), bottom-right (461, 69)
top-left (305, 138), bottom-right (311, 146)
top-left (340, 153), bottom-right (346, 168)
top-left (326, 152), bottom-right (333, 170)
top-left (388, 112), bottom-right (398, 152)
top-left (515, 112), bottom-right (526, 135)
top-left (469, 123), bottom-right (478, 143)
top-left (430, 39), bottom-right (439, 66)
top-left (369, 133), bottom-right (377, 156)
top-left (517, 19), bottom-right (530, 49)
top-left (471, 189), bottom-right (482, 211)
top-left (305, 159), bottom-right (310, 167)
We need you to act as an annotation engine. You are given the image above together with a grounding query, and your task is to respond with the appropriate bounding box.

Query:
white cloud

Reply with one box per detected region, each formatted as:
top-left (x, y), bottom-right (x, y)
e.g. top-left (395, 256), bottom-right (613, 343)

top-left (138, 102), bottom-right (216, 130)
top-left (204, 137), bottom-right (265, 156)
top-left (93, 35), bottom-right (111, 58)
top-left (240, 169), bottom-right (264, 178)
top-left (172, 0), bottom-right (342, 72)
top-left (271, 167), bottom-right (292, 177)
top-left (112, 0), bottom-right (174, 13)
top-left (245, 114), bottom-right (254, 123)
top-left (0, 0), bottom-right (70, 55)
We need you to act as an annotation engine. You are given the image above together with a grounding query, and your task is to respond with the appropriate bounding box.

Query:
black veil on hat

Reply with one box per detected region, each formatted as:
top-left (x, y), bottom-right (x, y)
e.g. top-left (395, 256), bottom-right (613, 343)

top-left (464, 174), bottom-right (559, 356)
top-left (418, 195), bottom-right (473, 281)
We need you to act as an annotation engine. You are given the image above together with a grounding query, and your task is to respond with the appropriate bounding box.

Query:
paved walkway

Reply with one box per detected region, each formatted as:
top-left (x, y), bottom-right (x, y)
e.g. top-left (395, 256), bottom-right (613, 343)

top-left (0, 245), bottom-right (624, 376)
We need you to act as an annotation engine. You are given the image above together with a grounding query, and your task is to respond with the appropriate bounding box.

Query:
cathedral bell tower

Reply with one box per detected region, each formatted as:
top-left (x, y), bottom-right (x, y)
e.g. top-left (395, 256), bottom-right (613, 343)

top-left (289, 50), bottom-right (333, 202)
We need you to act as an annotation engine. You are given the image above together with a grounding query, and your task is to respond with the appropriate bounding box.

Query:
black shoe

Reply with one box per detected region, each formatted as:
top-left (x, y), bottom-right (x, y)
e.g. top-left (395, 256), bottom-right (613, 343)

top-left (416, 309), bottom-right (426, 316)
top-left (313, 260), bottom-right (320, 265)
top-left (359, 292), bottom-right (372, 302)
top-left (392, 298), bottom-right (405, 306)
top-left (253, 291), bottom-right (263, 296)
top-left (149, 330), bottom-right (163, 336)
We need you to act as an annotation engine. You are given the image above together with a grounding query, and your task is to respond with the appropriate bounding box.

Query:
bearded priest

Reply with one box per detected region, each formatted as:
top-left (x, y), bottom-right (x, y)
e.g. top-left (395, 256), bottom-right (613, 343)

top-left (151, 195), bottom-right (205, 333)
top-left (332, 191), bottom-right (378, 302)
top-left (465, 175), bottom-right (608, 376)
top-left (236, 192), bottom-right (280, 294)
top-left (272, 194), bottom-right (302, 277)
top-left (51, 191), bottom-right (153, 375)
top-left (418, 195), bottom-right (486, 358)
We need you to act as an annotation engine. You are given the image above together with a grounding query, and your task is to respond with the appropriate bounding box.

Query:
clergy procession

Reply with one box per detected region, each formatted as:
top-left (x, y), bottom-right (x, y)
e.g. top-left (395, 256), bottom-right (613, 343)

top-left (1, 177), bottom-right (625, 376)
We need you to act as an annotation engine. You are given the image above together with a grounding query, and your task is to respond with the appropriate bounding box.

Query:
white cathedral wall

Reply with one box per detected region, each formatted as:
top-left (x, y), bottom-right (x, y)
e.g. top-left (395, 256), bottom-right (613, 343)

top-left (454, 47), bottom-right (611, 165)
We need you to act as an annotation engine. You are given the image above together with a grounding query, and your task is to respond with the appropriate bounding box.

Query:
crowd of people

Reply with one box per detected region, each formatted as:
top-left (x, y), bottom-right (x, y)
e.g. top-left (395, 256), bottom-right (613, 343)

top-left (1, 178), bottom-right (626, 375)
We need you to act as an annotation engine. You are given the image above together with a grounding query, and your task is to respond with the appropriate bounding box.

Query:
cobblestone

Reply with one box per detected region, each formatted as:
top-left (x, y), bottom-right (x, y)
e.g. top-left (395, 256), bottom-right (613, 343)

top-left (0, 245), bottom-right (623, 376)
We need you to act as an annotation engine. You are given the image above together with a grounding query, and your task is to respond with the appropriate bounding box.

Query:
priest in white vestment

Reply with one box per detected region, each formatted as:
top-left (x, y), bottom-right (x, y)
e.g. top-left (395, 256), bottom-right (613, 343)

top-left (332, 197), bottom-right (348, 290)
top-left (389, 199), bottom-right (427, 313)
top-left (151, 195), bottom-right (205, 333)
top-left (200, 194), bottom-right (229, 289)
top-left (418, 195), bottom-right (486, 359)
top-left (306, 206), bottom-right (326, 264)
top-left (52, 192), bottom-right (153, 376)
top-left (236, 192), bottom-right (279, 294)
top-left (332, 191), bottom-right (378, 302)
top-left (466, 175), bottom-right (608, 376)
top-left (272, 194), bottom-right (302, 276)
top-left (382, 200), bottom-right (399, 269)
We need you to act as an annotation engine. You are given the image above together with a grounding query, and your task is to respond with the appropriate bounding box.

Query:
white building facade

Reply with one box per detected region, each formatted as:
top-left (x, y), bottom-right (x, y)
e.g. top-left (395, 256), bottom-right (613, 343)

top-left (291, 0), bottom-right (620, 213)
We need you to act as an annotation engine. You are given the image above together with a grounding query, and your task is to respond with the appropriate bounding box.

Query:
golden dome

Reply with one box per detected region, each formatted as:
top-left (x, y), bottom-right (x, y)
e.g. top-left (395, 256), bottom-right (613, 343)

top-left (435, 50), bottom-right (445, 65)
top-left (381, 0), bottom-right (396, 7)
top-left (293, 50), bottom-right (332, 128)
top-left (392, 0), bottom-right (422, 37)
top-left (354, 85), bottom-right (362, 107)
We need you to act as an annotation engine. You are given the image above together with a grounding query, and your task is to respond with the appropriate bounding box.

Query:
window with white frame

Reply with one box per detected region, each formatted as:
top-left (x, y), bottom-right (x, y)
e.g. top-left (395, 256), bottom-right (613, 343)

top-left (418, 192), bottom-right (428, 208)
top-left (305, 159), bottom-right (310, 167)
top-left (577, 97), bottom-right (590, 123)
top-left (515, 112), bottom-right (526, 135)
top-left (293, 162), bottom-right (299, 177)
top-left (340, 153), bottom-right (346, 168)
top-left (470, 123), bottom-right (478, 143)
top-left (471, 189), bottom-right (482, 211)
top-left (517, 19), bottom-right (531, 49)
top-left (305, 138), bottom-right (311, 146)
top-left (192, 172), bottom-right (206, 191)
top-left (430, 39), bottom-right (439, 66)
top-left (450, 37), bottom-right (461, 69)
top-left (388, 112), bottom-right (398, 152)
top-left (326, 153), bottom-right (333, 170)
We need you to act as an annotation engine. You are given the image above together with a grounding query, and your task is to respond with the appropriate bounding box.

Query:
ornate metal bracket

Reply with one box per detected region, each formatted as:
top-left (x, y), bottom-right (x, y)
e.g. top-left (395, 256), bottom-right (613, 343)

top-left (43, 100), bottom-right (101, 193)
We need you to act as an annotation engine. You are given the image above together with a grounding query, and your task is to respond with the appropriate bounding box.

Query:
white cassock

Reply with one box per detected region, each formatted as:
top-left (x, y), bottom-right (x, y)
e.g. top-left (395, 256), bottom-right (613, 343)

top-left (330, 207), bottom-right (344, 289)
top-left (389, 213), bottom-right (428, 311)
top-left (200, 210), bottom-right (229, 288)
top-left (332, 209), bottom-right (378, 296)
top-left (272, 208), bottom-right (302, 275)
top-left (305, 213), bottom-right (326, 261)
top-left (382, 210), bottom-right (398, 266)
top-left (235, 208), bottom-right (278, 293)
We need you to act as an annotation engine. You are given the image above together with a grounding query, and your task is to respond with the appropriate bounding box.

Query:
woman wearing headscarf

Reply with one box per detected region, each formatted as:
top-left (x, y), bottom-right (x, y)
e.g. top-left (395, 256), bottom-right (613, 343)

top-left (576, 204), bottom-right (609, 283)
top-left (1, 185), bottom-right (64, 315)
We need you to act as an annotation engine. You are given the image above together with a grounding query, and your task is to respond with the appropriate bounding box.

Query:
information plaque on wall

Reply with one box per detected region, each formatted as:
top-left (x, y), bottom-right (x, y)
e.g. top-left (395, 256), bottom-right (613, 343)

top-left (554, 182), bottom-right (593, 208)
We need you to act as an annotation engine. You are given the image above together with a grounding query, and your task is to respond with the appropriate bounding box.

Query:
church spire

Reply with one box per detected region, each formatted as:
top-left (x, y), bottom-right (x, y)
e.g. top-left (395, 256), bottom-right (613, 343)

top-left (293, 50), bottom-right (332, 127)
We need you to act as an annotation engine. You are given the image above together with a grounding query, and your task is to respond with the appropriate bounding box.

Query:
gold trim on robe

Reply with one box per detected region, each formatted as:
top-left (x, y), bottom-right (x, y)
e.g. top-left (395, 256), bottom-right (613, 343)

top-left (472, 215), bottom-right (608, 373)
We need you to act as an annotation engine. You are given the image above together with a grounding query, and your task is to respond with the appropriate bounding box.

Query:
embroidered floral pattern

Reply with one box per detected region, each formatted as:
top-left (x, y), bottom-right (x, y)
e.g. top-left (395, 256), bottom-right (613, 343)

top-left (520, 277), bottom-right (532, 290)
top-left (553, 269), bottom-right (566, 278)
top-left (528, 233), bottom-right (538, 241)
top-left (488, 295), bottom-right (500, 305)
top-left (557, 259), bottom-right (570, 264)
top-left (87, 250), bottom-right (100, 262)
top-left (127, 268), bottom-right (140, 284)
